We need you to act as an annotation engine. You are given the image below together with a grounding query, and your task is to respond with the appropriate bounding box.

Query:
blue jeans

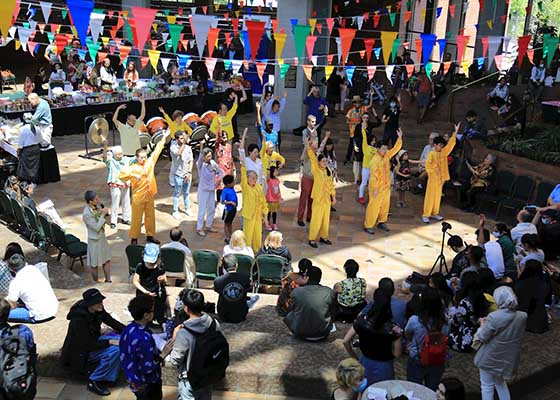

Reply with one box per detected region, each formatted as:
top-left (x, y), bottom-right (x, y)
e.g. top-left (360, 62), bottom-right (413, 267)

top-left (173, 175), bottom-right (192, 212)
top-left (360, 355), bottom-right (394, 386)
top-left (178, 379), bottom-right (211, 400)
top-left (406, 357), bottom-right (444, 391)
top-left (8, 307), bottom-right (35, 323)
top-left (89, 337), bottom-right (120, 382)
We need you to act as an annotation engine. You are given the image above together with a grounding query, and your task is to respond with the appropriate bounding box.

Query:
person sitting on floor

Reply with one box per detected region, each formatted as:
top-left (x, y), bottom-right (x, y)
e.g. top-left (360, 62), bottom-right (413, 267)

top-left (462, 110), bottom-right (487, 139)
top-left (5, 254), bottom-right (58, 324)
top-left (161, 227), bottom-right (195, 288)
top-left (486, 77), bottom-right (510, 114)
top-left (511, 209), bottom-right (537, 248)
top-left (447, 235), bottom-right (470, 277)
top-left (213, 254), bottom-right (260, 323)
top-left (476, 215), bottom-right (505, 280)
top-left (333, 259), bottom-right (367, 323)
top-left (284, 266), bottom-right (334, 341)
top-left (532, 209), bottom-right (560, 261)
top-left (277, 258), bottom-right (311, 317)
top-left (61, 288), bottom-right (125, 396)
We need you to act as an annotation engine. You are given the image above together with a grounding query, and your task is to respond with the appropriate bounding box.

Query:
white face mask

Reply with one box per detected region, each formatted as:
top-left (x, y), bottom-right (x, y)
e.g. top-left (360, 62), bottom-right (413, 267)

top-left (492, 231), bottom-right (501, 238)
top-left (390, 102), bottom-right (397, 108)
top-left (539, 64), bottom-right (544, 68)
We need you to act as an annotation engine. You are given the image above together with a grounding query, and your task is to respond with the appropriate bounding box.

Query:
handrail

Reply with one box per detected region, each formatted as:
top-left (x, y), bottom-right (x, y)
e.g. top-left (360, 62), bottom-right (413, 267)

top-left (447, 71), bottom-right (501, 122)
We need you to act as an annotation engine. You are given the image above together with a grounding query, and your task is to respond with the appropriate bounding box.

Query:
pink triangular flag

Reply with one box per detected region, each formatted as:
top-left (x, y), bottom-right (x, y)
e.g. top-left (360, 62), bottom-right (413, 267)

top-left (367, 65), bottom-right (376, 81)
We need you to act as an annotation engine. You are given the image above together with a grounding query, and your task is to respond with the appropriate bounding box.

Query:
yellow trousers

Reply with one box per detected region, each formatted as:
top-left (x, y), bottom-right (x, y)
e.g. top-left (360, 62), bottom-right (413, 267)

top-left (243, 217), bottom-right (262, 253)
top-left (364, 188), bottom-right (391, 228)
top-left (130, 196), bottom-right (156, 239)
top-left (423, 178), bottom-right (443, 217)
top-left (308, 201), bottom-right (331, 241)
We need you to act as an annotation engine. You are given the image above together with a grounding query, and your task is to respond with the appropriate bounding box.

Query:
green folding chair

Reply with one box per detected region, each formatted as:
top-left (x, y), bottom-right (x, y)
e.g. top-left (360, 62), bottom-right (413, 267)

top-left (9, 198), bottom-right (31, 239)
top-left (0, 191), bottom-right (14, 224)
top-left (126, 244), bottom-right (145, 279)
top-left (193, 249), bottom-right (220, 287)
top-left (255, 254), bottom-right (285, 292)
top-left (23, 206), bottom-right (44, 247)
top-left (50, 222), bottom-right (87, 270)
top-left (233, 254), bottom-right (256, 289)
top-left (161, 247), bottom-right (186, 283)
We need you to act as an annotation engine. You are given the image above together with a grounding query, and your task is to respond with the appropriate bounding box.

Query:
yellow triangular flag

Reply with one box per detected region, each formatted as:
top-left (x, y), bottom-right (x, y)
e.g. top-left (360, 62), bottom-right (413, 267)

top-left (486, 19), bottom-right (493, 30)
top-left (147, 49), bottom-right (161, 71)
top-left (121, 11), bottom-right (129, 18)
top-left (152, 23), bottom-right (158, 33)
top-left (214, 4), bottom-right (220, 12)
top-left (461, 60), bottom-right (470, 77)
top-left (278, 58), bottom-right (284, 65)
top-left (421, 9), bottom-right (427, 21)
top-left (56, 25), bottom-right (62, 34)
top-left (14, 40), bottom-right (21, 51)
top-left (235, 10), bottom-right (240, 18)
top-left (325, 65), bottom-right (335, 80)
top-left (101, 36), bottom-right (110, 47)
top-left (275, 32), bottom-right (287, 60)
top-left (167, 15), bottom-right (177, 25)
top-left (71, 26), bottom-right (78, 37)
top-left (303, 65), bottom-right (313, 82)
top-left (380, 31), bottom-right (398, 64)
top-left (308, 18), bottom-right (317, 34)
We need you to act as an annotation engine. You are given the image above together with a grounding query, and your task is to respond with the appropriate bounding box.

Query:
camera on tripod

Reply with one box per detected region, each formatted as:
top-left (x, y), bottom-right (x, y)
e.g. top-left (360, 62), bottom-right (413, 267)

top-left (441, 222), bottom-right (452, 232)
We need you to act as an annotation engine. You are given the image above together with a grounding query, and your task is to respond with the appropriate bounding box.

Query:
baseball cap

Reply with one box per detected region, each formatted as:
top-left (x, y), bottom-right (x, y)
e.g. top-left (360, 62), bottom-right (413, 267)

top-left (143, 243), bottom-right (160, 263)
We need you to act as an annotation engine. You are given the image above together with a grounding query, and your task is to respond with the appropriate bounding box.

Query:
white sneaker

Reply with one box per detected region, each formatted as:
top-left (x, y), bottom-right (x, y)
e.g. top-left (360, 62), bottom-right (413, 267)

top-left (172, 211), bottom-right (182, 220)
top-left (422, 217), bottom-right (430, 223)
top-left (430, 215), bottom-right (444, 221)
top-left (246, 295), bottom-right (260, 309)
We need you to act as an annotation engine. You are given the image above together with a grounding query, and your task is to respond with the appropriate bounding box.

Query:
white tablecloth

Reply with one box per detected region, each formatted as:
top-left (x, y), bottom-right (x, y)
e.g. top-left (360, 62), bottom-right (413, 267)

top-left (366, 380), bottom-right (436, 400)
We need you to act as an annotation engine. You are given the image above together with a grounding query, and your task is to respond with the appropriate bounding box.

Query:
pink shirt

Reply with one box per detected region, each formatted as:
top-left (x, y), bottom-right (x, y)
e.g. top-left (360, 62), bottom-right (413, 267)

top-left (266, 178), bottom-right (281, 202)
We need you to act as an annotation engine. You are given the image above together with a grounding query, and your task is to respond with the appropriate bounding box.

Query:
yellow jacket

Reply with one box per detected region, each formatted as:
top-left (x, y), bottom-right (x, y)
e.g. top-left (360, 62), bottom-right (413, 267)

top-left (368, 137), bottom-right (402, 192)
top-left (260, 144), bottom-right (286, 177)
top-left (307, 147), bottom-right (335, 203)
top-left (210, 102), bottom-right (238, 140)
top-left (425, 135), bottom-right (456, 185)
top-left (361, 127), bottom-right (377, 167)
top-left (240, 165), bottom-right (268, 220)
top-left (163, 112), bottom-right (191, 139)
top-left (119, 139), bottom-right (165, 201)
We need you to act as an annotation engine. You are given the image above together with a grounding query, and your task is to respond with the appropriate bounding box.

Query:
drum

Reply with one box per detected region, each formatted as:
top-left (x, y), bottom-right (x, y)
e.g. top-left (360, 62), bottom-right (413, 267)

top-left (139, 133), bottom-right (151, 149)
top-left (190, 125), bottom-right (208, 143)
top-left (201, 110), bottom-right (217, 127)
top-left (183, 113), bottom-right (202, 130)
top-left (146, 129), bottom-right (168, 155)
top-left (146, 117), bottom-right (168, 136)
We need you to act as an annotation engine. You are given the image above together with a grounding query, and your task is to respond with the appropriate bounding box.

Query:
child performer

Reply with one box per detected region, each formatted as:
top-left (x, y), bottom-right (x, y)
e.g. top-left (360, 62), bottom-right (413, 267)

top-left (394, 150), bottom-right (417, 208)
top-left (239, 128), bottom-right (269, 252)
top-left (266, 166), bottom-right (282, 231)
top-left (220, 175), bottom-right (237, 244)
top-left (305, 136), bottom-right (336, 248)
top-left (422, 123), bottom-right (460, 223)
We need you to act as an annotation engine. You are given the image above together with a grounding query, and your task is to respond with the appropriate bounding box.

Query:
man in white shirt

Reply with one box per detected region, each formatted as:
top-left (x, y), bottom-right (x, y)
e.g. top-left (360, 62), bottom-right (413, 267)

top-left (476, 216), bottom-right (505, 279)
top-left (511, 209), bottom-right (537, 247)
top-left (529, 59), bottom-right (546, 103)
top-left (161, 228), bottom-right (195, 287)
top-left (6, 254), bottom-right (58, 323)
top-left (112, 97), bottom-right (145, 157)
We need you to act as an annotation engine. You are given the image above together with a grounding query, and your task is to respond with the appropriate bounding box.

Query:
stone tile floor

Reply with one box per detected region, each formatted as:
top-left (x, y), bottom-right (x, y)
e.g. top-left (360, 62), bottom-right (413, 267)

top-left (37, 377), bottom-right (313, 400)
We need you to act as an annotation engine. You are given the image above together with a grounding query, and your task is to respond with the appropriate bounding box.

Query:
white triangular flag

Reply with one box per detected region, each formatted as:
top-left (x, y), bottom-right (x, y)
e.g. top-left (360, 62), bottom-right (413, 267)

top-left (17, 27), bottom-right (33, 51)
top-left (161, 57), bottom-right (174, 72)
top-left (231, 60), bottom-right (243, 74)
top-left (335, 37), bottom-right (342, 64)
top-left (311, 55), bottom-right (318, 66)
top-left (40, 1), bottom-right (52, 24)
top-left (385, 65), bottom-right (395, 84)
top-left (191, 14), bottom-right (218, 57)
top-left (356, 16), bottom-right (364, 30)
top-left (89, 12), bottom-right (105, 44)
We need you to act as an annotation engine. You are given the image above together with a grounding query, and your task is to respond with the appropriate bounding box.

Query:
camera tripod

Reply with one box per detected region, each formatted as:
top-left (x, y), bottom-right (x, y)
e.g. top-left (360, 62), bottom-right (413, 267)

top-left (429, 227), bottom-right (452, 276)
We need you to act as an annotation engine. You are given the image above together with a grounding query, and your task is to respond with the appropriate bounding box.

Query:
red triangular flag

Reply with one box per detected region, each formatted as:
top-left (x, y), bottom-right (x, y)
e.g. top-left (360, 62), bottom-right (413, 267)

top-left (223, 13), bottom-right (229, 22)
top-left (501, 15), bottom-right (507, 24)
top-left (245, 20), bottom-right (266, 61)
top-left (151, 39), bottom-right (158, 50)
top-left (479, 0), bottom-right (484, 12)
top-left (306, 35), bottom-right (318, 61)
top-left (256, 61), bottom-right (266, 83)
top-left (415, 38), bottom-right (423, 64)
top-left (404, 11), bottom-right (412, 23)
top-left (50, 23), bottom-right (59, 33)
top-left (449, 4), bottom-right (456, 18)
top-left (373, 12), bottom-right (380, 28)
top-left (481, 37), bottom-right (488, 57)
top-left (271, 19), bottom-right (278, 33)
top-left (202, 6), bottom-right (207, 14)
top-left (130, 7), bottom-right (157, 52)
top-left (54, 34), bottom-right (66, 54)
top-left (119, 45), bottom-right (131, 63)
top-left (325, 18), bottom-right (334, 34)
top-left (526, 49), bottom-right (534, 65)
top-left (405, 64), bottom-right (415, 78)
top-left (224, 32), bottom-right (232, 48)
top-left (338, 28), bottom-right (356, 66)
top-left (363, 38), bottom-right (375, 64)
top-left (456, 34), bottom-right (469, 63)
top-left (363, 12), bottom-right (369, 22)
top-left (327, 54), bottom-right (334, 64)
top-left (517, 35), bottom-right (531, 68)
top-left (232, 18), bottom-right (239, 37)
top-left (207, 27), bottom-right (220, 57)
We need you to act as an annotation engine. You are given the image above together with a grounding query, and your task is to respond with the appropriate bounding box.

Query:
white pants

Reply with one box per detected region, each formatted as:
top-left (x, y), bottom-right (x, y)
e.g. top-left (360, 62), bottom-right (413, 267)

top-left (480, 369), bottom-right (510, 400)
top-left (353, 161), bottom-right (362, 184)
top-left (109, 186), bottom-right (131, 225)
top-left (197, 189), bottom-right (216, 231)
top-left (359, 167), bottom-right (370, 198)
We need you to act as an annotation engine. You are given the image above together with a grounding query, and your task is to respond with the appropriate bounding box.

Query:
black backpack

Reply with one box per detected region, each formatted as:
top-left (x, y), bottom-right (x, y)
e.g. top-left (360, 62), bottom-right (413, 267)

top-left (0, 325), bottom-right (36, 400)
top-left (185, 319), bottom-right (229, 390)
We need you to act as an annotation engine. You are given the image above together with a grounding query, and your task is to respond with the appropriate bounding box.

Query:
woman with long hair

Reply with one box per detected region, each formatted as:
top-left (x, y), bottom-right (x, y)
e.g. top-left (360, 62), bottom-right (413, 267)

top-left (447, 271), bottom-right (488, 352)
top-left (515, 260), bottom-right (549, 333)
top-left (343, 289), bottom-right (402, 385)
top-left (124, 61), bottom-right (139, 89)
top-left (405, 286), bottom-right (447, 390)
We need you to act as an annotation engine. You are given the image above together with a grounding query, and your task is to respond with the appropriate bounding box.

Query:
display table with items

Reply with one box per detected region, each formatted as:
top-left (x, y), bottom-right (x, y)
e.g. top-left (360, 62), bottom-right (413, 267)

top-left (0, 80), bottom-right (253, 136)
top-left (0, 119), bottom-right (61, 185)
top-left (366, 380), bottom-right (436, 400)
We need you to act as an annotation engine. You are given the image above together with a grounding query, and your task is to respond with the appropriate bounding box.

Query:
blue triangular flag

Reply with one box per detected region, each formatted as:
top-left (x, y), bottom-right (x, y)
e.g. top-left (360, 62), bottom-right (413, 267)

top-left (436, 38), bottom-right (446, 61)
top-left (66, 0), bottom-right (95, 46)
top-left (477, 57), bottom-right (485, 70)
top-left (345, 66), bottom-right (356, 85)
top-left (241, 31), bottom-right (251, 60)
top-left (290, 19), bottom-right (298, 33)
top-left (436, 7), bottom-right (442, 19)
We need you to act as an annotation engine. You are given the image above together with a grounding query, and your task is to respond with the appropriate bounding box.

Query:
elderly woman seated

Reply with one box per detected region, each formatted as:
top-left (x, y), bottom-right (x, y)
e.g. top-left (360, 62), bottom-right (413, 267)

top-left (256, 231), bottom-right (292, 275)
top-left (459, 153), bottom-right (496, 210)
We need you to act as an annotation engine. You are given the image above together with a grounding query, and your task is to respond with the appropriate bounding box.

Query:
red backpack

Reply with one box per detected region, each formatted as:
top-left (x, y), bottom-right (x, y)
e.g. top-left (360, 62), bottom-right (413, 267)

top-left (419, 331), bottom-right (448, 367)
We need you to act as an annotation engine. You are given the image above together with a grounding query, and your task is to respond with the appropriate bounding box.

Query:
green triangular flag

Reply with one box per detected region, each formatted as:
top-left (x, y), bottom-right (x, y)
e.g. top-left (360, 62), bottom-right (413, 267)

top-left (65, 45), bottom-right (72, 55)
top-left (280, 63), bottom-right (290, 79)
top-left (23, 22), bottom-right (30, 29)
top-left (537, 1), bottom-right (543, 12)
top-left (61, 9), bottom-right (67, 20)
top-left (47, 32), bottom-right (55, 43)
top-left (164, 9), bottom-right (170, 16)
top-left (543, 34), bottom-right (559, 68)
top-left (125, 24), bottom-right (133, 43)
top-left (389, 12), bottom-right (396, 27)
top-left (168, 24), bottom-right (184, 53)
top-left (87, 39), bottom-right (100, 61)
top-left (93, 8), bottom-right (104, 14)
top-left (165, 39), bottom-right (172, 52)
top-left (426, 62), bottom-right (433, 80)
top-left (390, 38), bottom-right (401, 63)
top-left (292, 25), bottom-right (310, 62)
top-left (223, 60), bottom-right (232, 70)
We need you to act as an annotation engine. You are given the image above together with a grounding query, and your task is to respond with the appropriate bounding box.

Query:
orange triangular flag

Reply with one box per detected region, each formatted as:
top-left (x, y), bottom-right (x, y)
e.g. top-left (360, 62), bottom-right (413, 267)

top-left (443, 61), bottom-right (451, 74)
top-left (151, 39), bottom-right (158, 50)
top-left (140, 56), bottom-right (149, 69)
top-left (118, 45), bottom-right (131, 64)
top-left (256, 61), bottom-right (266, 84)
top-left (207, 27), bottom-right (220, 57)
top-left (405, 64), bottom-right (415, 78)
top-left (303, 65), bottom-right (313, 82)
top-left (243, 60), bottom-right (249, 71)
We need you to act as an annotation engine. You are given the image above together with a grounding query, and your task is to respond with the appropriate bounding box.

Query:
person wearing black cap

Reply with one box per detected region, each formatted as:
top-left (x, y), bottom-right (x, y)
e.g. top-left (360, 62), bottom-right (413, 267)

top-left (82, 190), bottom-right (112, 282)
top-left (61, 288), bottom-right (125, 397)
top-left (6, 254), bottom-right (58, 323)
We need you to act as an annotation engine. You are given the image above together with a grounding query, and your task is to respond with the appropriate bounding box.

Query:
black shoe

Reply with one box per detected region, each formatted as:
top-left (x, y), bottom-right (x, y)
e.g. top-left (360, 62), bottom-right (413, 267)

top-left (110, 223), bottom-right (116, 229)
top-left (130, 239), bottom-right (138, 245)
top-left (147, 236), bottom-right (161, 245)
top-left (319, 238), bottom-right (332, 245)
top-left (377, 223), bottom-right (390, 232)
top-left (364, 228), bottom-right (375, 235)
top-left (308, 241), bottom-right (318, 248)
top-left (297, 220), bottom-right (305, 227)
top-left (87, 381), bottom-right (110, 396)
top-left (122, 220), bottom-right (131, 225)
top-left (331, 206), bottom-right (337, 212)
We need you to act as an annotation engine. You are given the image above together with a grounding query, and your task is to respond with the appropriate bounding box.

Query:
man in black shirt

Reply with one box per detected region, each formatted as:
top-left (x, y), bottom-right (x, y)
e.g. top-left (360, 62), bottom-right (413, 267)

top-left (447, 235), bottom-right (470, 277)
top-left (213, 255), bottom-right (259, 323)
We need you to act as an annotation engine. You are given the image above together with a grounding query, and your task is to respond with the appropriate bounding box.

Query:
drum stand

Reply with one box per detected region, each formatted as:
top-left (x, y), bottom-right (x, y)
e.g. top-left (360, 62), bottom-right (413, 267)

top-left (79, 113), bottom-right (115, 161)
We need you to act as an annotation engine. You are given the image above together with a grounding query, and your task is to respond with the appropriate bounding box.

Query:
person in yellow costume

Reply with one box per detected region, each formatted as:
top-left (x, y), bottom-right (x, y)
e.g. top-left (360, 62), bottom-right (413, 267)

top-left (158, 107), bottom-right (190, 139)
top-left (259, 129), bottom-right (286, 178)
top-left (120, 129), bottom-right (171, 245)
top-left (364, 129), bottom-right (403, 234)
top-left (210, 92), bottom-right (238, 142)
top-left (422, 123), bottom-right (460, 223)
top-left (239, 128), bottom-right (269, 252)
top-left (305, 135), bottom-right (336, 248)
